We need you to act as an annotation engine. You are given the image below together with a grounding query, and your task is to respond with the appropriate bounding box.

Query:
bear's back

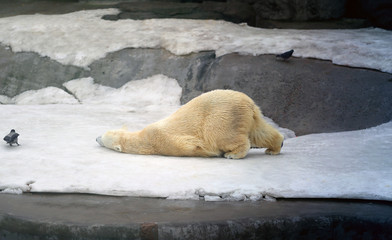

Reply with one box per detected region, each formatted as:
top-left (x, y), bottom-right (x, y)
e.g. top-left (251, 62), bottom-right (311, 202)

top-left (159, 89), bottom-right (258, 135)
top-left (185, 89), bottom-right (255, 110)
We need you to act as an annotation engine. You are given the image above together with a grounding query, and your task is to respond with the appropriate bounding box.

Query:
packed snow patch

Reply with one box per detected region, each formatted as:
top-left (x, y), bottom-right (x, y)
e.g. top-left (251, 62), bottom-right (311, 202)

top-left (0, 74), bottom-right (182, 108)
top-left (63, 74), bottom-right (181, 107)
top-left (0, 78), bottom-right (391, 201)
top-left (0, 9), bottom-right (391, 73)
top-left (11, 87), bottom-right (78, 105)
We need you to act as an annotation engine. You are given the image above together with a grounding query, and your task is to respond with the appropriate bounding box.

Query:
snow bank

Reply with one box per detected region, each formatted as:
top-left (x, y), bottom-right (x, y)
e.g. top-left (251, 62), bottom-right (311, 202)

top-left (0, 9), bottom-right (391, 73)
top-left (0, 102), bottom-right (390, 201)
top-left (0, 79), bottom-right (390, 201)
top-left (63, 74), bottom-right (181, 107)
top-left (9, 87), bottom-right (79, 105)
top-left (0, 74), bottom-right (181, 108)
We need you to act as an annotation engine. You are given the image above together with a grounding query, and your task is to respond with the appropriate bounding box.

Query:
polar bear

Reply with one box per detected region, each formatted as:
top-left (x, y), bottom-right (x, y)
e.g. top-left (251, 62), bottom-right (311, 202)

top-left (96, 90), bottom-right (284, 159)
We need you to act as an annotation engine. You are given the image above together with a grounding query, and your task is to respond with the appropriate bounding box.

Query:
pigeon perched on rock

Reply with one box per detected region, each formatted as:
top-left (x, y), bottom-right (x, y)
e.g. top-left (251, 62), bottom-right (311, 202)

top-left (276, 49), bottom-right (294, 61)
top-left (3, 129), bottom-right (19, 146)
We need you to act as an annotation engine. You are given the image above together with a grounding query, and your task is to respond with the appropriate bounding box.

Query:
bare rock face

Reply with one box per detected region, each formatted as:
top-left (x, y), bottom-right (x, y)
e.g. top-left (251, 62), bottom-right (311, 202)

top-left (89, 48), bottom-right (216, 102)
top-left (104, 0), bottom-right (349, 29)
top-left (346, 0), bottom-right (392, 30)
top-left (103, 1), bottom-right (256, 26)
top-left (253, 0), bottom-right (346, 21)
top-left (198, 53), bottom-right (392, 135)
top-left (0, 45), bottom-right (88, 97)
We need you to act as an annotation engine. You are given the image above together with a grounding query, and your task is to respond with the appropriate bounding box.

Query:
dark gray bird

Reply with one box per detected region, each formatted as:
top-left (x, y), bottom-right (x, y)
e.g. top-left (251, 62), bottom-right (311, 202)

top-left (276, 49), bottom-right (294, 61)
top-left (3, 129), bottom-right (19, 146)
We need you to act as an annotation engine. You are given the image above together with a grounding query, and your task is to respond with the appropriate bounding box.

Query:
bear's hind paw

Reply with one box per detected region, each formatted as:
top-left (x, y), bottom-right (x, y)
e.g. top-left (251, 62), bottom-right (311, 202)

top-left (265, 149), bottom-right (280, 155)
top-left (224, 151), bottom-right (248, 159)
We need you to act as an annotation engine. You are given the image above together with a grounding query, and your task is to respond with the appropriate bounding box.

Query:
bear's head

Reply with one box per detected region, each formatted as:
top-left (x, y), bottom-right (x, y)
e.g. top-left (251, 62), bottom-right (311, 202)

top-left (96, 129), bottom-right (126, 153)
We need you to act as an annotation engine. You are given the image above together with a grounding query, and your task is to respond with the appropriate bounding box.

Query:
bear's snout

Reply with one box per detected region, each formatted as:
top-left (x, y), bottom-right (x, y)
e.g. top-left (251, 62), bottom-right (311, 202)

top-left (96, 136), bottom-right (104, 147)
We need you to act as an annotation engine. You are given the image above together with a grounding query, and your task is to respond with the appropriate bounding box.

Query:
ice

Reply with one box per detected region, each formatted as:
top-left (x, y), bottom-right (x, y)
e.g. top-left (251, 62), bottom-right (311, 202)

top-left (0, 78), bottom-right (391, 201)
top-left (0, 9), bottom-right (391, 73)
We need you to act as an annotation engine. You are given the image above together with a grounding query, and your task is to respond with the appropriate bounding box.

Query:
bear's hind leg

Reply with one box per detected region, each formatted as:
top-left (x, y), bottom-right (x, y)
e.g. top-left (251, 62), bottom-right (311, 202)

top-left (222, 137), bottom-right (250, 159)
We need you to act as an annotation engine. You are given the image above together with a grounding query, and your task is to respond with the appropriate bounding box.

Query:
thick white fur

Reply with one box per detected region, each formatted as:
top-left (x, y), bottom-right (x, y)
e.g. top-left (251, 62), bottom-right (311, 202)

top-left (99, 90), bottom-right (284, 159)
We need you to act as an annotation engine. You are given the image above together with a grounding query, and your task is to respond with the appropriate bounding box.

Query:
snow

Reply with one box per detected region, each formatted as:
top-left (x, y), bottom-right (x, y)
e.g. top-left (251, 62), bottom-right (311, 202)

top-left (9, 87), bottom-right (79, 105)
top-left (0, 76), bottom-right (391, 201)
top-left (0, 9), bottom-right (391, 73)
top-left (0, 9), bottom-right (391, 201)
top-left (63, 74), bottom-right (182, 107)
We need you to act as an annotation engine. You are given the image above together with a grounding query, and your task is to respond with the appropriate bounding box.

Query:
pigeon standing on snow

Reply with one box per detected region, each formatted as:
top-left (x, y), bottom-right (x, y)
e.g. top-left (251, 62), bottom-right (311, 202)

top-left (276, 49), bottom-right (294, 61)
top-left (3, 129), bottom-right (19, 146)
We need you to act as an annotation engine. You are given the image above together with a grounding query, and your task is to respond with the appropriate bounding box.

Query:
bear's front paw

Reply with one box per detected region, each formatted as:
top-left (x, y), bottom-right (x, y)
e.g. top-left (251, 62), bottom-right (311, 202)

top-left (265, 149), bottom-right (280, 155)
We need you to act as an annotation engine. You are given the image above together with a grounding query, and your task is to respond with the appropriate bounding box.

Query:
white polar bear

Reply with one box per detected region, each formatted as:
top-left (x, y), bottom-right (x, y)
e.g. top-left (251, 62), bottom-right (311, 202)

top-left (97, 90), bottom-right (284, 159)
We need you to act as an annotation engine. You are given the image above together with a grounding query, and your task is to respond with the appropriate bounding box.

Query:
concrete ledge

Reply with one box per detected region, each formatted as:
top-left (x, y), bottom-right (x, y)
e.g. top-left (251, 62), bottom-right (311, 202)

top-left (1, 193), bottom-right (391, 239)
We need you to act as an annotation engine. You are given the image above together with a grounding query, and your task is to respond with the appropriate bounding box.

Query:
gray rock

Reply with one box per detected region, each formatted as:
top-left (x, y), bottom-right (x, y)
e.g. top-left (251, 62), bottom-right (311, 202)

top-left (90, 48), bottom-right (216, 102)
top-left (102, 0), bottom-right (377, 30)
top-left (0, 45), bottom-right (88, 97)
top-left (103, 1), bottom-right (256, 26)
top-left (0, 0), bottom-right (117, 18)
top-left (199, 53), bottom-right (392, 135)
top-left (359, 0), bottom-right (392, 30)
top-left (253, 0), bottom-right (346, 21)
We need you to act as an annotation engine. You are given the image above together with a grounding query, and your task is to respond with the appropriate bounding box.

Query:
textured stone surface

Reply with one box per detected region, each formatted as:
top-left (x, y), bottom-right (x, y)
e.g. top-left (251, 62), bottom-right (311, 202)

top-left (105, 0), bottom-right (350, 29)
top-left (199, 53), bottom-right (392, 135)
top-left (103, 1), bottom-right (256, 26)
top-left (0, 0), bottom-right (117, 18)
top-left (346, 0), bottom-right (392, 30)
top-left (0, 45), bottom-right (88, 97)
top-left (253, 0), bottom-right (346, 21)
top-left (90, 48), bottom-right (216, 102)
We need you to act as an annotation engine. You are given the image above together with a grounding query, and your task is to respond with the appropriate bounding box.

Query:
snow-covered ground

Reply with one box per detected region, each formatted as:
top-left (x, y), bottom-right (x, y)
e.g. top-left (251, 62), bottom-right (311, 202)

top-left (0, 9), bottom-right (391, 73)
top-left (0, 9), bottom-right (391, 201)
top-left (0, 75), bottom-right (391, 201)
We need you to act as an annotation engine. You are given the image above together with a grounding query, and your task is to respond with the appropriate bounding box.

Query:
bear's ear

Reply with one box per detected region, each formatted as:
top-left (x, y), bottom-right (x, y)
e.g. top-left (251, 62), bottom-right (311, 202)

top-left (114, 145), bottom-right (122, 152)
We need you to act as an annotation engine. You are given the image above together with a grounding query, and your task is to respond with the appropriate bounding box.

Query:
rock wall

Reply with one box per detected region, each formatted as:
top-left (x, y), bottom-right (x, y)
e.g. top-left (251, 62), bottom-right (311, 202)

top-left (346, 0), bottom-right (392, 30)
top-left (200, 54), bottom-right (392, 135)
top-left (106, 0), bottom-right (347, 28)
top-left (89, 49), bottom-right (215, 102)
top-left (2, 45), bottom-right (391, 135)
top-left (104, 0), bottom-right (391, 30)
top-left (104, 1), bottom-right (256, 26)
top-left (0, 46), bottom-right (88, 97)
top-left (253, 0), bottom-right (346, 21)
